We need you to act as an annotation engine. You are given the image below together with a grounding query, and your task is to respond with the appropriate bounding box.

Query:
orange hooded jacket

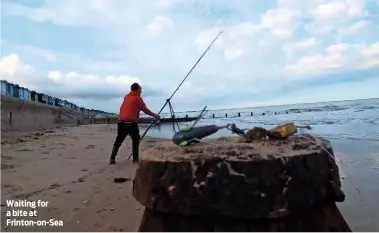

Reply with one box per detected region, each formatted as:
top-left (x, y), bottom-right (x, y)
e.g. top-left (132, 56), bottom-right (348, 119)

top-left (118, 91), bottom-right (156, 121)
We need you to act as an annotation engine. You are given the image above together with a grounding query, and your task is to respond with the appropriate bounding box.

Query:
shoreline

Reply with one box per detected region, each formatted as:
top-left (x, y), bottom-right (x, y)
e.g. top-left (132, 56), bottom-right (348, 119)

top-left (1, 124), bottom-right (378, 231)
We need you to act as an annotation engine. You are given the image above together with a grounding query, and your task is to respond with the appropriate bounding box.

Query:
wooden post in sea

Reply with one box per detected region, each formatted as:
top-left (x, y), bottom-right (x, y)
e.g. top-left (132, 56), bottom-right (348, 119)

top-left (133, 135), bottom-right (351, 232)
top-left (238, 112), bottom-right (241, 117)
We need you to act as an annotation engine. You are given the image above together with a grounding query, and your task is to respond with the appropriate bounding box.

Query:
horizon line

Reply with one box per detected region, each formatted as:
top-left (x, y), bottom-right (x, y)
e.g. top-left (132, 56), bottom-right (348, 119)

top-left (157, 97), bottom-right (379, 114)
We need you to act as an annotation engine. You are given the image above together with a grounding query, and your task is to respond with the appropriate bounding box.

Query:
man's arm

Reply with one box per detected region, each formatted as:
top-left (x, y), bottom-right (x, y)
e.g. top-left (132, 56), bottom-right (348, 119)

top-left (138, 97), bottom-right (159, 119)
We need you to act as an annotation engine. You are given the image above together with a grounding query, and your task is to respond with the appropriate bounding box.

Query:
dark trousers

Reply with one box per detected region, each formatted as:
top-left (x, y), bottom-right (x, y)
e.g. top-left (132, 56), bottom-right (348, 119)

top-left (113, 122), bottom-right (140, 160)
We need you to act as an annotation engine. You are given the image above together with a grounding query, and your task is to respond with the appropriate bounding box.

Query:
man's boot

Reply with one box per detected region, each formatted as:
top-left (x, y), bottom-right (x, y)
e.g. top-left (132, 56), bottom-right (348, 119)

top-left (109, 145), bottom-right (120, 165)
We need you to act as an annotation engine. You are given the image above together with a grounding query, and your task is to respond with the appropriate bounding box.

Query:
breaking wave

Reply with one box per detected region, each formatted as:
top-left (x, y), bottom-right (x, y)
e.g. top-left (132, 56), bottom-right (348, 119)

top-left (287, 105), bottom-right (349, 113)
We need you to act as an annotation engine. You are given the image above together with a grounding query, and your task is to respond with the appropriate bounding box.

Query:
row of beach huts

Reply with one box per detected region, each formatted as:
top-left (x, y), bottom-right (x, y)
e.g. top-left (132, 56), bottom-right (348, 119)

top-left (0, 80), bottom-right (111, 118)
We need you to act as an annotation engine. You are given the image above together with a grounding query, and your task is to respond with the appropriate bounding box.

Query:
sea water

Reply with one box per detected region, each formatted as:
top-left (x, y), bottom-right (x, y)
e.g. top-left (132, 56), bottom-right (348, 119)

top-left (145, 98), bottom-right (379, 141)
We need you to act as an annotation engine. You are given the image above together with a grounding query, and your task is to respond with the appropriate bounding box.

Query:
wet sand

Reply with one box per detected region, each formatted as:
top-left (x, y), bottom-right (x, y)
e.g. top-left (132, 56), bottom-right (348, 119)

top-left (1, 124), bottom-right (168, 232)
top-left (1, 125), bottom-right (379, 231)
top-left (332, 139), bottom-right (379, 232)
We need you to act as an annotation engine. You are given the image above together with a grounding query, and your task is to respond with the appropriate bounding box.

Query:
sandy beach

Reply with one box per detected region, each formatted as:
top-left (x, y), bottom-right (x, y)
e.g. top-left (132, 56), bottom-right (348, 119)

top-left (1, 124), bottom-right (168, 232)
top-left (1, 124), bottom-right (379, 231)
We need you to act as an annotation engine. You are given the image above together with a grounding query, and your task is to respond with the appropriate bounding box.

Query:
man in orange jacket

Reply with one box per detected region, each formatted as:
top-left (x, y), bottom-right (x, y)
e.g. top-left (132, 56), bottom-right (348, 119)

top-left (110, 83), bottom-right (160, 164)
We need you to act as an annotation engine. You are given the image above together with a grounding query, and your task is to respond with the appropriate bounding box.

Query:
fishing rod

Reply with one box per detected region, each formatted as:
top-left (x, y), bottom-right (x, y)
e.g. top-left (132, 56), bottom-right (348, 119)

top-left (128, 29), bottom-right (226, 160)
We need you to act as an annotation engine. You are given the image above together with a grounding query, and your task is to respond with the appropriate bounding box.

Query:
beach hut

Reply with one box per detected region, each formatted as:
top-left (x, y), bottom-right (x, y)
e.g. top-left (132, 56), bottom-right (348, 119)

top-left (1, 80), bottom-right (7, 95)
top-left (50, 97), bottom-right (56, 106)
top-left (25, 88), bottom-right (31, 101)
top-left (9, 83), bottom-right (14, 97)
top-left (47, 95), bottom-right (53, 105)
top-left (4, 82), bottom-right (9, 95)
top-left (4, 81), bottom-right (10, 95)
top-left (23, 87), bottom-right (28, 100)
top-left (37, 93), bottom-right (43, 103)
top-left (19, 87), bottom-right (25, 100)
top-left (42, 94), bottom-right (47, 104)
top-left (63, 100), bottom-right (67, 108)
top-left (14, 84), bottom-right (20, 98)
top-left (34, 92), bottom-right (39, 103)
top-left (54, 98), bottom-right (59, 107)
top-left (30, 91), bottom-right (36, 101)
top-left (38, 93), bottom-right (46, 104)
top-left (33, 92), bottom-right (39, 103)
top-left (56, 98), bottom-right (63, 107)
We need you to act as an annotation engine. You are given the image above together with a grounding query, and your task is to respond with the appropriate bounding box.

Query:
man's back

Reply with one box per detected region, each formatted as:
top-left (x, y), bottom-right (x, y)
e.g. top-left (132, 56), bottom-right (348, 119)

top-left (118, 91), bottom-right (142, 121)
top-left (118, 91), bottom-right (156, 121)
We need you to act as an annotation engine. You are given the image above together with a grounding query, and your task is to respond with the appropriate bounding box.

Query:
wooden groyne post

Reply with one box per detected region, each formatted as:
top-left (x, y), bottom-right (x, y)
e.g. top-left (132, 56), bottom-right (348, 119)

top-left (133, 135), bottom-right (351, 232)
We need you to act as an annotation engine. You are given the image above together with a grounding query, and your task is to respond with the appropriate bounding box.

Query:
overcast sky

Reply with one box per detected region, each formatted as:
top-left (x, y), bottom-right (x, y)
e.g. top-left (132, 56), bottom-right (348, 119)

top-left (1, 0), bottom-right (379, 113)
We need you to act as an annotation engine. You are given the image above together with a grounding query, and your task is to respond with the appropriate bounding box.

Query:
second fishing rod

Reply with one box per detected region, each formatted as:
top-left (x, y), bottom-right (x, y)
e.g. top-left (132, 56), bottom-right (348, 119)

top-left (127, 29), bottom-right (226, 160)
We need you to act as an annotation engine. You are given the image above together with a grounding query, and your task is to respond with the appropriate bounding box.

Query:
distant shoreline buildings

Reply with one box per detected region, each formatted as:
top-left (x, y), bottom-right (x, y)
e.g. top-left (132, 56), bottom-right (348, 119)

top-left (0, 80), bottom-right (114, 117)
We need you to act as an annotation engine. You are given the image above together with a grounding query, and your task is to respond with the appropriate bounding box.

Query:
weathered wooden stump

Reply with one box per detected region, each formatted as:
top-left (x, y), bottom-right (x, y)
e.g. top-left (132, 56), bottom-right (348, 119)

top-left (133, 134), bottom-right (351, 232)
